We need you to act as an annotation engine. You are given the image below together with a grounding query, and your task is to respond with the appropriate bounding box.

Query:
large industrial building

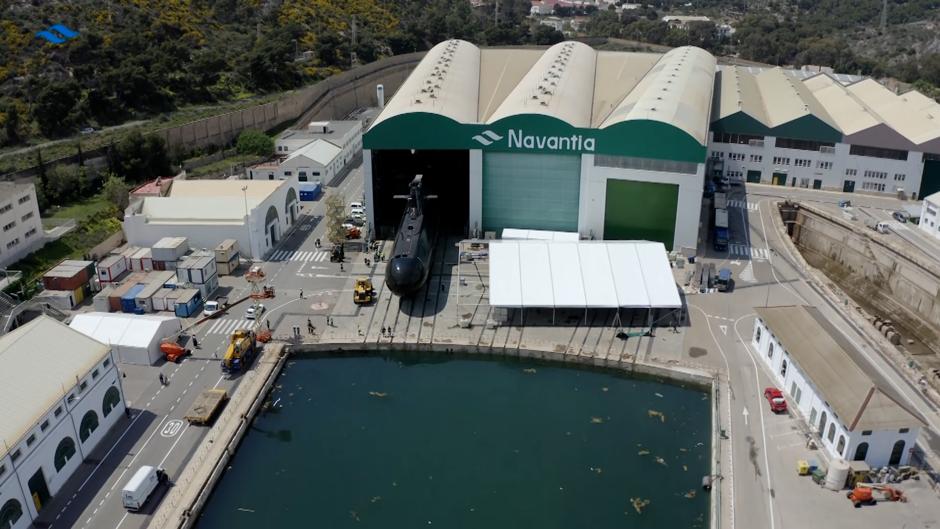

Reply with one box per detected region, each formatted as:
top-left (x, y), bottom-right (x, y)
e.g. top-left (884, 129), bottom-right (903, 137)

top-left (123, 179), bottom-right (299, 260)
top-left (0, 316), bottom-right (125, 529)
top-left (363, 40), bottom-right (940, 251)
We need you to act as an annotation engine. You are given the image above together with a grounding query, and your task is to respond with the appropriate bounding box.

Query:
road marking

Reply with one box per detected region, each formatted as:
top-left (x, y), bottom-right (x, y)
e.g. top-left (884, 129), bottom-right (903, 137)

top-left (719, 325), bottom-right (728, 335)
top-left (742, 407), bottom-right (749, 426)
top-left (268, 250), bottom-right (329, 262)
top-left (728, 199), bottom-right (759, 211)
top-left (729, 243), bottom-right (769, 261)
top-left (160, 420), bottom-right (184, 438)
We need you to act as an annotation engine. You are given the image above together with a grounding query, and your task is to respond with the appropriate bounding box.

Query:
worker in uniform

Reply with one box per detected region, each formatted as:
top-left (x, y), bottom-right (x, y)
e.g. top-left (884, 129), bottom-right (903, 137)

top-left (192, 337), bottom-right (200, 349)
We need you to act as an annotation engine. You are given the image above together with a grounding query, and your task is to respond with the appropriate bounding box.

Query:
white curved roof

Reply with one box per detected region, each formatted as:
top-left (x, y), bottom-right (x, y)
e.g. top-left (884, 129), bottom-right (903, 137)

top-left (600, 46), bottom-right (717, 145)
top-left (371, 39), bottom-right (480, 128)
top-left (487, 41), bottom-right (597, 127)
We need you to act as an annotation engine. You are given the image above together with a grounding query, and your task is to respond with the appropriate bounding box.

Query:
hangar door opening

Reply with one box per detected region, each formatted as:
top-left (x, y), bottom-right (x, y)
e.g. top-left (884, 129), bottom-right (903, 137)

top-left (482, 152), bottom-right (580, 234)
top-left (603, 179), bottom-right (678, 248)
top-left (370, 150), bottom-right (470, 239)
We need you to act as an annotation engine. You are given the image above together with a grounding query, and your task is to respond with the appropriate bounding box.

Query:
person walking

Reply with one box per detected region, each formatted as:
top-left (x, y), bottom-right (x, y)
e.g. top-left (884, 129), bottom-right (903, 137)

top-left (192, 337), bottom-right (199, 349)
top-left (340, 263), bottom-right (344, 272)
top-left (299, 288), bottom-right (304, 298)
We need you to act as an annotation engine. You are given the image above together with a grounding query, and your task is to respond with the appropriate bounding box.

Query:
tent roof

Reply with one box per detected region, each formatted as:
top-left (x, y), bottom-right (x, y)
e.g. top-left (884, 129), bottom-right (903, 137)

top-left (489, 241), bottom-right (681, 309)
top-left (69, 312), bottom-right (181, 349)
top-left (501, 228), bottom-right (580, 241)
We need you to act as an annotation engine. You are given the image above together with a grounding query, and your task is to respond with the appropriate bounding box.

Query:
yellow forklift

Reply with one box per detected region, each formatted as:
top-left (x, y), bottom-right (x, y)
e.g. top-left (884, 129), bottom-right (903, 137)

top-left (353, 278), bottom-right (375, 304)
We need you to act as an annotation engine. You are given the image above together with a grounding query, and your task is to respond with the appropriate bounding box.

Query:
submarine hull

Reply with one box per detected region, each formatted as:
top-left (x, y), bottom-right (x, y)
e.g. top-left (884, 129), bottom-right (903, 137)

top-left (385, 256), bottom-right (429, 297)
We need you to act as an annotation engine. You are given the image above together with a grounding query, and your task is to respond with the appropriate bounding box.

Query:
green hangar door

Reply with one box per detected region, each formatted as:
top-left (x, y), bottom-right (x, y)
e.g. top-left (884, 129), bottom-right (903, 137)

top-left (482, 152), bottom-right (580, 233)
top-left (603, 180), bottom-right (679, 248)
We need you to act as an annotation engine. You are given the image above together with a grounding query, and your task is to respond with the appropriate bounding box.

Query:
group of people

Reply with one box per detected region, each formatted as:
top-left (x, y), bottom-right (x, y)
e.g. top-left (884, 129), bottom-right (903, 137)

top-left (380, 326), bottom-right (394, 337)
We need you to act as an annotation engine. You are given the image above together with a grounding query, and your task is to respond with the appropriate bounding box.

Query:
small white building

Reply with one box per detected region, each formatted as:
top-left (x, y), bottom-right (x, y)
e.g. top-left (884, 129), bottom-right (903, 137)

top-left (248, 120), bottom-right (363, 183)
top-left (123, 179), bottom-right (299, 260)
top-left (752, 306), bottom-right (923, 468)
top-left (917, 191), bottom-right (940, 240)
top-left (0, 316), bottom-right (125, 528)
top-left (662, 15), bottom-right (711, 29)
top-left (0, 182), bottom-right (44, 269)
top-left (69, 312), bottom-right (183, 365)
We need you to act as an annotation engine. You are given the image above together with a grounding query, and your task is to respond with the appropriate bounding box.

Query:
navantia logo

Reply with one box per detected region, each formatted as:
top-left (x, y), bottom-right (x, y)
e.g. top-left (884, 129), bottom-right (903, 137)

top-left (471, 130), bottom-right (503, 146)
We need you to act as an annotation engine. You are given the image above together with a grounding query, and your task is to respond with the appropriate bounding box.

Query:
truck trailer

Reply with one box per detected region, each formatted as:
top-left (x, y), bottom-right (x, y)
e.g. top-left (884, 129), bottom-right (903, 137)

top-left (713, 208), bottom-right (729, 251)
top-left (184, 388), bottom-right (228, 425)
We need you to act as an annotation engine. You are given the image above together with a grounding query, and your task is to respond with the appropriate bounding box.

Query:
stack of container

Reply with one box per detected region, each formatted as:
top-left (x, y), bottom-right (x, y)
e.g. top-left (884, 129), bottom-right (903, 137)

top-left (152, 237), bottom-right (189, 270)
top-left (134, 271), bottom-right (176, 313)
top-left (119, 246), bottom-right (140, 271)
top-left (129, 248), bottom-right (153, 272)
top-left (174, 288), bottom-right (202, 317)
top-left (214, 239), bottom-right (240, 276)
top-left (106, 273), bottom-right (147, 312)
top-left (42, 260), bottom-right (97, 309)
top-left (96, 254), bottom-right (128, 284)
top-left (93, 286), bottom-right (114, 312)
top-left (177, 253), bottom-right (218, 301)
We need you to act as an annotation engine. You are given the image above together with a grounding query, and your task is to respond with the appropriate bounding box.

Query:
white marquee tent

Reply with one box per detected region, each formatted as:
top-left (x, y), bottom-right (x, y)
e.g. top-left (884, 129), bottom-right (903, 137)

top-left (69, 312), bottom-right (182, 365)
top-left (488, 241), bottom-right (682, 323)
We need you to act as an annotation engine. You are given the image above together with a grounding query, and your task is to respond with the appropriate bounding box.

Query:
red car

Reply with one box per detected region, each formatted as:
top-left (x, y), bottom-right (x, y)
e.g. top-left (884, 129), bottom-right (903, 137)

top-left (763, 387), bottom-right (787, 413)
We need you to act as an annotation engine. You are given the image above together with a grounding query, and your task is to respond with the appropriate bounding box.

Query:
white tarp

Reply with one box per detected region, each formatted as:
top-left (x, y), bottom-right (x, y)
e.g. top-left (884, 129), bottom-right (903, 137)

top-left (69, 312), bottom-right (182, 365)
top-left (489, 241), bottom-right (682, 309)
top-left (501, 228), bottom-right (580, 242)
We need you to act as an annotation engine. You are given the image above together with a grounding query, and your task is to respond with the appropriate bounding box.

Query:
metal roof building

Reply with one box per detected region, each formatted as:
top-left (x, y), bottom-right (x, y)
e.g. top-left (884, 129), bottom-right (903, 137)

top-left (365, 40), bottom-right (717, 253)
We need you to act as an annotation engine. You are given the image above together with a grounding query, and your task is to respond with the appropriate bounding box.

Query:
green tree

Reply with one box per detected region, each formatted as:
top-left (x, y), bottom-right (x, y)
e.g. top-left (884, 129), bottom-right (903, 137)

top-left (102, 173), bottom-right (131, 213)
top-left (1, 101), bottom-right (20, 145)
top-left (531, 25), bottom-right (564, 45)
top-left (44, 164), bottom-right (82, 207)
top-left (113, 132), bottom-right (171, 181)
top-left (236, 129), bottom-right (274, 157)
top-left (33, 81), bottom-right (81, 138)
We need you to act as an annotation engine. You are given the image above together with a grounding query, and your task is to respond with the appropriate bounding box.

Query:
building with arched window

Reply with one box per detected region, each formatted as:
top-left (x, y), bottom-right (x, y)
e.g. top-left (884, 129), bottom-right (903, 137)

top-left (0, 316), bottom-right (125, 528)
top-left (123, 179), bottom-right (299, 260)
top-left (752, 306), bottom-right (923, 468)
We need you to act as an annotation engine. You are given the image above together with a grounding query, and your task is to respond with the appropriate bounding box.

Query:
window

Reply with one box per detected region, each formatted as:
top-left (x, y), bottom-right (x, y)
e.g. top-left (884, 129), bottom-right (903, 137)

top-left (894, 174), bottom-right (906, 181)
top-left (102, 386), bottom-right (121, 418)
top-left (827, 423), bottom-right (836, 443)
top-left (54, 406), bottom-right (63, 417)
top-left (0, 464), bottom-right (5, 478)
top-left (92, 369), bottom-right (99, 380)
top-left (809, 408), bottom-right (817, 426)
top-left (729, 152), bottom-right (745, 161)
top-left (5, 238), bottom-right (18, 249)
top-left (772, 156), bottom-right (790, 165)
top-left (40, 420), bottom-right (49, 432)
top-left (775, 137), bottom-right (836, 151)
top-left (67, 393), bottom-right (76, 403)
top-left (755, 327), bottom-right (762, 343)
top-left (10, 449), bottom-right (21, 462)
top-left (768, 343), bottom-right (774, 358)
top-left (0, 203), bottom-right (11, 214)
top-left (850, 144), bottom-right (908, 160)
top-left (18, 195), bottom-right (30, 204)
top-left (79, 381), bottom-right (88, 392)
top-left (712, 132), bottom-right (764, 145)
top-left (862, 430), bottom-right (872, 436)
top-left (312, 171), bottom-right (321, 176)
top-left (863, 170), bottom-right (888, 179)
top-left (790, 382), bottom-right (798, 397)
top-left (853, 442), bottom-right (869, 461)
top-left (750, 154), bottom-right (762, 163)
top-left (79, 410), bottom-right (99, 443)
top-left (899, 428), bottom-right (910, 434)
top-left (103, 358), bottom-right (111, 368)
top-left (26, 434), bottom-right (36, 447)
top-left (780, 358), bottom-right (788, 377)
top-left (817, 161), bottom-right (832, 170)
top-left (54, 437), bottom-right (77, 472)
top-left (889, 440), bottom-right (906, 465)
top-left (0, 498), bottom-right (23, 528)
top-left (283, 171), bottom-right (292, 176)
top-left (21, 211), bottom-right (34, 221)
top-left (794, 159), bottom-right (812, 168)
top-left (2, 221), bottom-right (15, 231)
top-left (845, 168), bottom-right (857, 176)
top-left (836, 435), bottom-right (846, 456)
top-left (24, 228), bottom-right (36, 238)
top-left (710, 152), bottom-right (721, 159)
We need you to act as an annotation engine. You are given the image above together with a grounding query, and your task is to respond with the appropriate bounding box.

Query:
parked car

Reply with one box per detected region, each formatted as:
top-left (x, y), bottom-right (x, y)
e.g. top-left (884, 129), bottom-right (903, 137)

top-left (763, 387), bottom-right (787, 413)
top-left (80, 126), bottom-right (96, 135)
top-left (245, 303), bottom-right (265, 319)
top-left (892, 210), bottom-right (909, 223)
top-left (838, 200), bottom-right (852, 208)
top-left (349, 201), bottom-right (363, 210)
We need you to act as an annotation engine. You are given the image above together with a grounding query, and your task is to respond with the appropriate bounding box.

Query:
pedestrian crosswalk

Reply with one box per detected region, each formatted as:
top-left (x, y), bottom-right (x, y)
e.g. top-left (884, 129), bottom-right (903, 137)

top-left (728, 199), bottom-right (759, 211)
top-left (205, 318), bottom-right (254, 335)
top-left (729, 244), bottom-right (770, 261)
top-left (268, 250), bottom-right (330, 262)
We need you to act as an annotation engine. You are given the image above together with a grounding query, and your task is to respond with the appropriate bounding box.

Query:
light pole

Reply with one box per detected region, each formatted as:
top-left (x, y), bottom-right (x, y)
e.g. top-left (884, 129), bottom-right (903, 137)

top-left (242, 185), bottom-right (254, 261)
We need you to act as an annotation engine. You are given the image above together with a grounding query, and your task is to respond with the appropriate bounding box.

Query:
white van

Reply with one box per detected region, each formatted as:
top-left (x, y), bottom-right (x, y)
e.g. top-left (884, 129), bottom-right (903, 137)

top-left (349, 201), bottom-right (363, 210)
top-left (122, 466), bottom-right (166, 511)
top-left (350, 208), bottom-right (365, 218)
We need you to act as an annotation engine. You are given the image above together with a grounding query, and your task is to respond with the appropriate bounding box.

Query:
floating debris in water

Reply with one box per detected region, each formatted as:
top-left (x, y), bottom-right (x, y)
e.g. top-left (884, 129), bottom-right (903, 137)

top-left (349, 510), bottom-right (360, 522)
top-left (695, 442), bottom-right (704, 447)
top-left (370, 496), bottom-right (382, 503)
top-left (589, 466), bottom-right (603, 474)
top-left (637, 449), bottom-right (650, 456)
top-left (392, 481), bottom-right (398, 487)
top-left (590, 416), bottom-right (604, 424)
top-left (237, 507), bottom-right (255, 513)
top-left (684, 490), bottom-right (697, 499)
top-left (522, 368), bottom-right (537, 374)
top-left (655, 456), bottom-right (667, 466)
top-left (601, 387), bottom-right (609, 392)
top-left (368, 391), bottom-right (388, 398)
top-left (647, 410), bottom-right (666, 423)
top-left (683, 465), bottom-right (688, 471)
top-left (630, 497), bottom-right (650, 514)
top-left (654, 392), bottom-right (664, 398)
top-left (679, 448), bottom-right (687, 452)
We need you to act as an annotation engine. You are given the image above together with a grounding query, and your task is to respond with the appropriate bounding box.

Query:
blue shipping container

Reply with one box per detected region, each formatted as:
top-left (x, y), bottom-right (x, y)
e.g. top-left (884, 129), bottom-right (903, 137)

top-left (299, 183), bottom-right (321, 201)
top-left (174, 290), bottom-right (203, 318)
top-left (121, 284), bottom-right (146, 313)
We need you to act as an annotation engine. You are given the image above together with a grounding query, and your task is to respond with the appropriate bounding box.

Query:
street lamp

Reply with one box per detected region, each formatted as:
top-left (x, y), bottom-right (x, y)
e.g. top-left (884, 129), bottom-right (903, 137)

top-left (242, 185), bottom-right (254, 261)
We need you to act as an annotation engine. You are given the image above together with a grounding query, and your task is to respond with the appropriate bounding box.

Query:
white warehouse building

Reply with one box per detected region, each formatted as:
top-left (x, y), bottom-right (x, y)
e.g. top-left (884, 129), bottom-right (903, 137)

top-left (0, 316), bottom-right (126, 529)
top-left (247, 120), bottom-right (363, 183)
top-left (123, 180), bottom-right (299, 260)
top-left (917, 191), bottom-right (940, 241)
top-left (752, 306), bottom-right (923, 468)
top-left (0, 182), bottom-right (44, 269)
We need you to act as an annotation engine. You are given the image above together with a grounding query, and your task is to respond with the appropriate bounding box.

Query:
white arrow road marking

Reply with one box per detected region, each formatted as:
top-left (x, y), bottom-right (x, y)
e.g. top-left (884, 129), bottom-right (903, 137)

top-left (743, 407), bottom-right (750, 426)
top-left (720, 325), bottom-right (728, 335)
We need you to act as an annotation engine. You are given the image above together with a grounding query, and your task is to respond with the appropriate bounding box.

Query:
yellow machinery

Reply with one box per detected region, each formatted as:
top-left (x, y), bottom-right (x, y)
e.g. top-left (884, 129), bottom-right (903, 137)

top-left (353, 278), bottom-right (375, 304)
top-left (221, 329), bottom-right (256, 374)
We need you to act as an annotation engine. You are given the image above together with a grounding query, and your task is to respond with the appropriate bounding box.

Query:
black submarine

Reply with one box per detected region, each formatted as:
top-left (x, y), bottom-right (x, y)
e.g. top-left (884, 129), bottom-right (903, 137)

top-left (385, 175), bottom-right (435, 297)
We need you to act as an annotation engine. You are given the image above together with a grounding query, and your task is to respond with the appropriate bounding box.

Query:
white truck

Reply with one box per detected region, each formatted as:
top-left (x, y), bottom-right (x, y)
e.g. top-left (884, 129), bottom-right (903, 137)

top-left (122, 465), bottom-right (167, 511)
top-left (865, 219), bottom-right (891, 234)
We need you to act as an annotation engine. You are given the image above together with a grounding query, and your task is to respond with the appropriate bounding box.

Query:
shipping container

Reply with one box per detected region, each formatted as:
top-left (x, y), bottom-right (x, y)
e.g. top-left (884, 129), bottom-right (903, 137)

top-left (196, 273), bottom-right (218, 301)
top-left (174, 288), bottom-right (202, 318)
top-left (214, 239), bottom-right (239, 263)
top-left (42, 259), bottom-right (94, 291)
top-left (151, 288), bottom-right (172, 311)
top-left (216, 253), bottom-right (240, 276)
top-left (130, 248), bottom-right (153, 272)
top-left (121, 284), bottom-right (146, 313)
top-left (107, 278), bottom-right (142, 312)
top-left (120, 246), bottom-right (140, 269)
top-left (161, 290), bottom-right (181, 312)
top-left (135, 281), bottom-right (166, 313)
top-left (151, 237), bottom-right (190, 262)
top-left (93, 287), bottom-right (113, 312)
top-left (97, 254), bottom-right (128, 283)
top-left (72, 285), bottom-right (85, 305)
top-left (178, 255), bottom-right (217, 284)
top-left (35, 289), bottom-right (76, 311)
top-left (152, 260), bottom-right (166, 271)
top-left (299, 182), bottom-right (321, 201)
